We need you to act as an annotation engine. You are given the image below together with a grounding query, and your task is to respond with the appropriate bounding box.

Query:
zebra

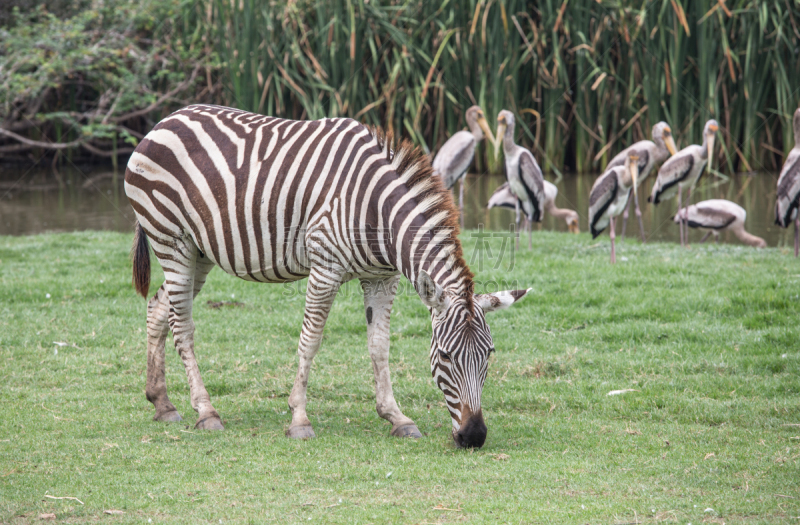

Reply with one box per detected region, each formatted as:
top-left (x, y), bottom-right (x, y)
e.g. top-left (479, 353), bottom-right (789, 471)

top-left (124, 104), bottom-right (529, 448)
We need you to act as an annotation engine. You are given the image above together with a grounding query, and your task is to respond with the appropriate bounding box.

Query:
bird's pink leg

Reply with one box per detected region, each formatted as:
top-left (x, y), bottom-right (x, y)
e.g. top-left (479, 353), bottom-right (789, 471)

top-left (795, 218), bottom-right (799, 258)
top-left (459, 179), bottom-right (465, 230)
top-left (528, 217), bottom-right (532, 250)
top-left (700, 231), bottom-right (712, 243)
top-left (685, 186), bottom-right (693, 248)
top-left (610, 217), bottom-right (617, 264)
top-left (515, 200), bottom-right (521, 250)
top-left (621, 196), bottom-right (630, 240)
top-left (677, 187), bottom-right (684, 248)
top-left (634, 192), bottom-right (646, 243)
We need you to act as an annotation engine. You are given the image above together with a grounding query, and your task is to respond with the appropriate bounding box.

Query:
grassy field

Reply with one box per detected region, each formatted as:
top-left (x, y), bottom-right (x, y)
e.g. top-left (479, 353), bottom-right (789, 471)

top-left (1, 230), bottom-right (799, 524)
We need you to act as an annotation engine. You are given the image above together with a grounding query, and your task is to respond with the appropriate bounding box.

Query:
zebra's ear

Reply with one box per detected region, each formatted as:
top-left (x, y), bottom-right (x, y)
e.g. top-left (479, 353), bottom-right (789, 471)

top-left (474, 288), bottom-right (531, 313)
top-left (416, 270), bottom-right (447, 312)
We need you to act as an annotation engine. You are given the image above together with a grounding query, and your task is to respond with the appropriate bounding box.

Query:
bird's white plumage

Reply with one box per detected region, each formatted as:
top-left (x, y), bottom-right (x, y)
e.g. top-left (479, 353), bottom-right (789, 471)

top-left (650, 144), bottom-right (705, 203)
top-left (487, 182), bottom-right (516, 210)
top-left (543, 180), bottom-right (558, 204)
top-left (432, 130), bottom-right (477, 189)
top-left (676, 199), bottom-right (766, 248)
top-left (775, 142), bottom-right (800, 226)
top-left (680, 199), bottom-right (745, 228)
top-left (606, 122), bottom-right (674, 186)
top-left (505, 146), bottom-right (545, 221)
top-left (588, 165), bottom-right (632, 237)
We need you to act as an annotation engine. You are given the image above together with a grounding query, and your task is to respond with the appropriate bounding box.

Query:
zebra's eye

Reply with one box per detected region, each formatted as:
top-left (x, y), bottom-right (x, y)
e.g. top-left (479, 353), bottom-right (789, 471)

top-left (438, 349), bottom-right (451, 362)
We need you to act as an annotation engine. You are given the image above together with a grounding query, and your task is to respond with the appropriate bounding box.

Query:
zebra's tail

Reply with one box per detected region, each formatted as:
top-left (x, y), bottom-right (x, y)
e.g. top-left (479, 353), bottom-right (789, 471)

top-left (131, 221), bottom-right (151, 299)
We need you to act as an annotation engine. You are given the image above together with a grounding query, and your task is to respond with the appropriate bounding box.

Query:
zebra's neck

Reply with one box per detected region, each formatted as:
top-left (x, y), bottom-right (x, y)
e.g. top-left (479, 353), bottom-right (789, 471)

top-left (389, 209), bottom-right (473, 300)
top-left (369, 130), bottom-right (474, 305)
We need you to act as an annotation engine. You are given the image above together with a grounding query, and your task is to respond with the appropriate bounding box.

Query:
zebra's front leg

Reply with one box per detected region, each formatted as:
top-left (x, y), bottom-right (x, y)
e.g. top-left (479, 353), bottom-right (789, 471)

top-left (287, 267), bottom-right (343, 439)
top-left (361, 276), bottom-right (421, 439)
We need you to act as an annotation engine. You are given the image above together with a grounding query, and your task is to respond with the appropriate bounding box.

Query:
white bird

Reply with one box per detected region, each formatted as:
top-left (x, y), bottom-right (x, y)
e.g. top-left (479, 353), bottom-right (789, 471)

top-left (589, 154), bottom-right (639, 263)
top-left (605, 121), bottom-right (677, 241)
top-left (494, 110), bottom-right (546, 249)
top-left (649, 119), bottom-right (719, 248)
top-left (775, 107), bottom-right (800, 257)
top-left (487, 181), bottom-right (579, 233)
top-left (674, 199), bottom-right (766, 248)
top-left (432, 105), bottom-right (495, 228)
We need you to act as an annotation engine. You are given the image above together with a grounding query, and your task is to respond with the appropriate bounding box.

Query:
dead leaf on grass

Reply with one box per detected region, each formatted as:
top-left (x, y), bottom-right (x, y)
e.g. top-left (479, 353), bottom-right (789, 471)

top-left (624, 423), bottom-right (642, 435)
top-left (491, 453), bottom-right (510, 461)
top-left (432, 504), bottom-right (462, 512)
top-left (103, 510), bottom-right (124, 515)
top-left (207, 300), bottom-right (244, 309)
top-left (39, 514), bottom-right (56, 520)
top-left (704, 452), bottom-right (716, 460)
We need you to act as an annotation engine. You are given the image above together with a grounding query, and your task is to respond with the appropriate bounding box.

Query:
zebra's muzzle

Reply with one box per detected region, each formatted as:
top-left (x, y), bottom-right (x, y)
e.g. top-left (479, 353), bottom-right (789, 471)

top-left (454, 411), bottom-right (487, 448)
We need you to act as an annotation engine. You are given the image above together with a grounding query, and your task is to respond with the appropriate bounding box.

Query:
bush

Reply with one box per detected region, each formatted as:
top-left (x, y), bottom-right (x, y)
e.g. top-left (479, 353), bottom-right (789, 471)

top-left (0, 0), bottom-right (214, 165)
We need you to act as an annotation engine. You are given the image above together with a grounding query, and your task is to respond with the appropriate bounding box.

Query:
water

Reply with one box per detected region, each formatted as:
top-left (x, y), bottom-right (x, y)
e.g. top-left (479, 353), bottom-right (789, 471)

top-left (461, 171), bottom-right (791, 248)
top-left (0, 166), bottom-right (792, 248)
top-left (0, 166), bottom-right (136, 236)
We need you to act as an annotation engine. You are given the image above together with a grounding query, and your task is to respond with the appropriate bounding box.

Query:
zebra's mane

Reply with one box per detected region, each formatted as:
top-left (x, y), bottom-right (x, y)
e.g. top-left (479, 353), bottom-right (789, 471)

top-left (369, 127), bottom-right (475, 312)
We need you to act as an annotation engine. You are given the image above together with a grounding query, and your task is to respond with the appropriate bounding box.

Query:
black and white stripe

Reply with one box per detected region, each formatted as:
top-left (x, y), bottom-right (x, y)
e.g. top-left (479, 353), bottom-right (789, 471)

top-left (125, 104), bottom-right (529, 447)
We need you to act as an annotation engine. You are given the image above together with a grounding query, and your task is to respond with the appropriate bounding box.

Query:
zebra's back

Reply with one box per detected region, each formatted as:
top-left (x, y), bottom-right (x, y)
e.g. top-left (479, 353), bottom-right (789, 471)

top-left (125, 105), bottom-right (387, 283)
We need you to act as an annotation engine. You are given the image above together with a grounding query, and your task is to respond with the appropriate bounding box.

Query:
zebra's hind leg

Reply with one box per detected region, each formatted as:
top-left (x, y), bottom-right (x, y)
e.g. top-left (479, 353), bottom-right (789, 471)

top-left (145, 284), bottom-right (182, 422)
top-left (361, 276), bottom-right (421, 439)
top-left (161, 238), bottom-right (223, 431)
top-left (287, 267), bottom-right (344, 439)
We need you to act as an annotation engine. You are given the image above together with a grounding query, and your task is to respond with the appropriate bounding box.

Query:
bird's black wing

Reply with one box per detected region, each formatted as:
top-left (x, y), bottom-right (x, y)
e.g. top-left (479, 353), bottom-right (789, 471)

top-left (431, 132), bottom-right (476, 189)
top-left (686, 206), bottom-right (737, 230)
top-left (487, 182), bottom-right (518, 210)
top-left (588, 170), bottom-right (618, 238)
top-left (636, 150), bottom-right (650, 174)
top-left (518, 150), bottom-right (546, 222)
top-left (650, 152), bottom-right (694, 204)
top-left (776, 150), bottom-right (800, 226)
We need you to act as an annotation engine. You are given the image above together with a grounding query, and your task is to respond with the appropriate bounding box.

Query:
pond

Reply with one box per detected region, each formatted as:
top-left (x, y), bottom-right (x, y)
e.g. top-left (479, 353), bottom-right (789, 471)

top-left (0, 165), bottom-right (792, 249)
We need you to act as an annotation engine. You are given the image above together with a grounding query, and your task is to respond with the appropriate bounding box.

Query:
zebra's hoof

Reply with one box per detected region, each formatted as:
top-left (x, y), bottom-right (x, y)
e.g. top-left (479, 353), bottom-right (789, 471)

top-left (195, 416), bottom-right (224, 430)
top-left (154, 410), bottom-right (183, 423)
top-left (286, 425), bottom-right (316, 439)
top-left (391, 424), bottom-right (422, 438)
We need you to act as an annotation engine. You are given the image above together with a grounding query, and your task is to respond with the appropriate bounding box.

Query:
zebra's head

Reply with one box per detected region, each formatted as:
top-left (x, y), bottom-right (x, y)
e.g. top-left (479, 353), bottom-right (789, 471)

top-left (417, 270), bottom-right (530, 448)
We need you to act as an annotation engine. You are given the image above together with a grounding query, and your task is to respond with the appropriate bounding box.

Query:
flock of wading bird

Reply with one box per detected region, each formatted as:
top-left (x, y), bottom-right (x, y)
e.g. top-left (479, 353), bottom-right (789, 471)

top-left (430, 106), bottom-right (800, 263)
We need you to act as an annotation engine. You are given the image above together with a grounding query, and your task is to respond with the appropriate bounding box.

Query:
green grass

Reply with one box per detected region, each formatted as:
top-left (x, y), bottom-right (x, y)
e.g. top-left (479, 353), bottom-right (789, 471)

top-left (1, 230), bottom-right (799, 524)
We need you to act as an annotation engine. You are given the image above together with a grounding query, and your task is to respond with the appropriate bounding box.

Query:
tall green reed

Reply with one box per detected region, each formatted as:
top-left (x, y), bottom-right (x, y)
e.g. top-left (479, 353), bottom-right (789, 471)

top-left (205, 0), bottom-right (800, 174)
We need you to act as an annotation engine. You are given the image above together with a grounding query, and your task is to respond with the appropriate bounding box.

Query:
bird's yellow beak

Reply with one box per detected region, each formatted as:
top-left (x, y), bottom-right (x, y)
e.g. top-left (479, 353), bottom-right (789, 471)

top-left (629, 155), bottom-right (639, 199)
top-left (664, 131), bottom-right (677, 156)
top-left (477, 115), bottom-right (496, 149)
top-left (494, 118), bottom-right (507, 161)
top-left (707, 126), bottom-right (717, 174)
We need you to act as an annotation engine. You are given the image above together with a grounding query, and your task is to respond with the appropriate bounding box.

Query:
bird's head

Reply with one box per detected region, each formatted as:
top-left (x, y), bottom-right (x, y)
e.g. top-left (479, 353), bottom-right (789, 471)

top-left (466, 106), bottom-right (496, 149)
top-left (494, 110), bottom-right (515, 160)
top-left (653, 121), bottom-right (677, 156)
top-left (566, 213), bottom-right (580, 234)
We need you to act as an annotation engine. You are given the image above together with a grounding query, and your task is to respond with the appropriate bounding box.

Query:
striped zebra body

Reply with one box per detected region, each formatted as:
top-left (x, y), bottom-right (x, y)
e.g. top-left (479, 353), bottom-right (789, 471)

top-left (125, 104), bottom-right (528, 447)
